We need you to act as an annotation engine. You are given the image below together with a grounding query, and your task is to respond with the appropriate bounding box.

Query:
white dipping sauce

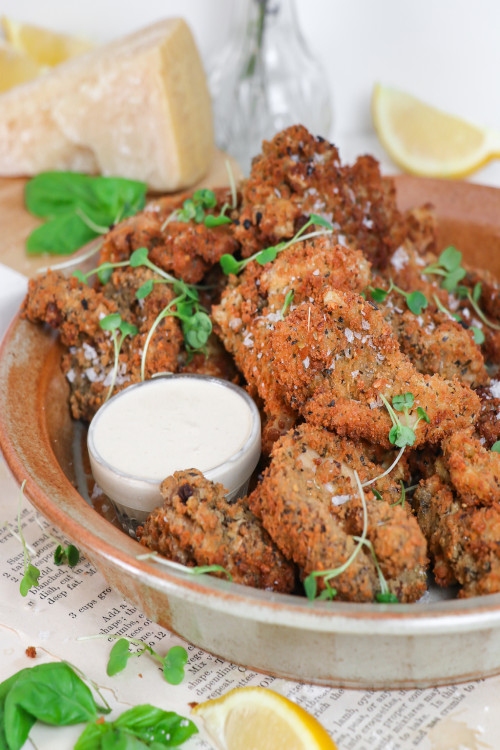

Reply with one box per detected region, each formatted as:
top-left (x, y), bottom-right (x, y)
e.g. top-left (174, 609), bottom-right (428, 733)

top-left (92, 377), bottom-right (254, 479)
top-left (87, 375), bottom-right (261, 530)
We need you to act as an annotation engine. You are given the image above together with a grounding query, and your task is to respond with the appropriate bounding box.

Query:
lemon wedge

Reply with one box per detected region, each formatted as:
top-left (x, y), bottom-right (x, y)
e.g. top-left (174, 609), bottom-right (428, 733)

top-left (0, 40), bottom-right (42, 92)
top-left (371, 83), bottom-right (500, 178)
top-left (2, 16), bottom-right (92, 67)
top-left (191, 686), bottom-right (337, 750)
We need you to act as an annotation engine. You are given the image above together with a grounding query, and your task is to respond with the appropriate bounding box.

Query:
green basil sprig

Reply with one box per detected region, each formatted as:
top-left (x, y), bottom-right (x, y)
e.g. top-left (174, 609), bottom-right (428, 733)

top-left (25, 172), bottom-right (147, 255)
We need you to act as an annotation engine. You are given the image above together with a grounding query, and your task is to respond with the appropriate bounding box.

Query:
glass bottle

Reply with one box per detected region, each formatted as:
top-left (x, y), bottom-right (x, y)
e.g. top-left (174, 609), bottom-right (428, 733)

top-left (208, 0), bottom-right (333, 175)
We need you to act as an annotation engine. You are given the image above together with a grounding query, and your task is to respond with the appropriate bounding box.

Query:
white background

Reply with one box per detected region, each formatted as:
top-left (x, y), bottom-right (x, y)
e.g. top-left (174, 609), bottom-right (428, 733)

top-left (1, 0), bottom-right (499, 181)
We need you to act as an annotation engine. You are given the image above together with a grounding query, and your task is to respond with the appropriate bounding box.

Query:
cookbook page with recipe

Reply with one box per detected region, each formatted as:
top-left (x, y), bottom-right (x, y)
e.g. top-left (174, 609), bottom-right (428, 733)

top-left (1, 454), bottom-right (499, 750)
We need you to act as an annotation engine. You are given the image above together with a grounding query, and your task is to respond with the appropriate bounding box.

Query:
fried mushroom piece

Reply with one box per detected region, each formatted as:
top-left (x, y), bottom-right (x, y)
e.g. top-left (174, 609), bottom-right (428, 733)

top-left (137, 469), bottom-right (296, 593)
top-left (413, 475), bottom-right (500, 597)
top-left (235, 125), bottom-right (409, 268)
top-left (99, 187), bottom-right (238, 285)
top-left (271, 289), bottom-right (480, 449)
top-left (248, 424), bottom-right (428, 602)
top-left (371, 270), bottom-right (488, 388)
top-left (23, 267), bottom-right (183, 421)
top-left (442, 429), bottom-right (500, 506)
top-left (476, 382), bottom-right (500, 447)
top-left (213, 236), bottom-right (372, 452)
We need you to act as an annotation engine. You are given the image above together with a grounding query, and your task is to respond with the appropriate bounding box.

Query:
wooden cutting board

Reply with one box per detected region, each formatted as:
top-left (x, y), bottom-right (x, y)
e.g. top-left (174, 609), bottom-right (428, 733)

top-left (0, 149), bottom-right (241, 277)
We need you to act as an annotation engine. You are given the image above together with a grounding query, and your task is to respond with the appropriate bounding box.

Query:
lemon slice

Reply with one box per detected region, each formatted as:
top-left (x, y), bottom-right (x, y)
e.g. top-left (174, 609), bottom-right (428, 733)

top-left (2, 16), bottom-right (92, 66)
top-left (372, 83), bottom-right (500, 178)
top-left (191, 686), bottom-right (337, 750)
top-left (0, 40), bottom-right (42, 92)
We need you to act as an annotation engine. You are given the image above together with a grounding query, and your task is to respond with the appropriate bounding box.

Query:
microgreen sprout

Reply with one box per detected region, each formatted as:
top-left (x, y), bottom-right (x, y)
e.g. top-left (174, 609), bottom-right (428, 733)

top-left (102, 636), bottom-right (188, 685)
top-left (432, 294), bottom-right (485, 345)
top-left (373, 489), bottom-right (383, 501)
top-left (99, 314), bottom-right (138, 401)
top-left (457, 282), bottom-right (500, 333)
top-left (35, 516), bottom-right (81, 567)
top-left (220, 213), bottom-right (334, 276)
top-left (390, 481), bottom-right (406, 508)
top-left (280, 289), bottom-right (295, 320)
top-left (423, 246), bottom-right (466, 292)
top-left (369, 281), bottom-right (428, 315)
top-left (379, 392), bottom-right (429, 449)
top-left (352, 536), bottom-right (398, 604)
top-left (304, 471), bottom-right (368, 601)
top-left (15, 481), bottom-right (40, 597)
top-left (491, 441), bottom-right (500, 453)
top-left (136, 551), bottom-right (233, 581)
top-left (161, 188), bottom-right (233, 231)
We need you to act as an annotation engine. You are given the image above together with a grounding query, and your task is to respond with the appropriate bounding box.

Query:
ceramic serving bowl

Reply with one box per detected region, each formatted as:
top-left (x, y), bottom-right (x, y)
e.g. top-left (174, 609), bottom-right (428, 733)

top-left (1, 175), bottom-right (500, 689)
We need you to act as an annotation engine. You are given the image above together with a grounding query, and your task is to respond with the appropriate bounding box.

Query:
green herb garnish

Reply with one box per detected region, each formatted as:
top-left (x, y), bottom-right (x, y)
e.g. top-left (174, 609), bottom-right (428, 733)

top-left (25, 172), bottom-right (147, 255)
top-left (390, 481), bottom-right (406, 508)
top-left (304, 470), bottom-right (368, 601)
top-left (161, 187), bottom-right (233, 232)
top-left (491, 441), bottom-right (500, 453)
top-left (14, 480), bottom-right (40, 598)
top-left (423, 246), bottom-right (466, 292)
top-left (353, 536), bottom-right (399, 604)
top-left (135, 552), bottom-right (233, 582)
top-left (379, 392), bottom-right (429, 449)
top-left (54, 544), bottom-right (80, 567)
top-left (369, 281), bottom-right (428, 315)
top-left (0, 662), bottom-right (109, 750)
top-left (280, 289), bottom-right (295, 320)
top-left (99, 314), bottom-right (138, 401)
top-left (220, 213), bottom-right (334, 276)
top-left (106, 637), bottom-right (188, 685)
top-left (74, 704), bottom-right (198, 749)
top-left (457, 282), bottom-right (500, 333)
top-left (432, 293), bottom-right (485, 344)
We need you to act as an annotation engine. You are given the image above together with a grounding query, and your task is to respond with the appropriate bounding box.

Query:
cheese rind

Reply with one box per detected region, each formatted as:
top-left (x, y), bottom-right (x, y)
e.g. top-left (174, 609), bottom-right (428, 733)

top-left (0, 19), bottom-right (214, 191)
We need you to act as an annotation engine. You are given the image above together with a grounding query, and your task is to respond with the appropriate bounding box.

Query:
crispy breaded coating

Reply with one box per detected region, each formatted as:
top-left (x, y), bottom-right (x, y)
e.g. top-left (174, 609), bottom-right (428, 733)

top-left (23, 267), bottom-right (183, 421)
top-left (213, 236), bottom-right (371, 451)
top-left (414, 475), bottom-right (500, 597)
top-left (442, 429), bottom-right (500, 506)
top-left (476, 382), bottom-right (500, 447)
top-left (271, 289), bottom-right (480, 448)
top-left (99, 187), bottom-right (238, 285)
top-left (248, 424), bottom-right (427, 602)
top-left (234, 125), bottom-right (408, 267)
top-left (137, 469), bottom-right (296, 593)
top-left (371, 272), bottom-right (488, 387)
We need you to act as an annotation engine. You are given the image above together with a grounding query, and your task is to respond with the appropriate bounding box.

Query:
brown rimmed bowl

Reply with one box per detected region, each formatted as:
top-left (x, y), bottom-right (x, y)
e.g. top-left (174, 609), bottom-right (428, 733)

top-left (1, 175), bottom-right (500, 689)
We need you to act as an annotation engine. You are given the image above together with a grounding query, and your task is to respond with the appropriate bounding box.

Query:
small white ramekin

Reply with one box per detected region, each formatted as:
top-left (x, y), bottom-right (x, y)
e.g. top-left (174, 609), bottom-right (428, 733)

top-left (87, 374), bottom-right (261, 535)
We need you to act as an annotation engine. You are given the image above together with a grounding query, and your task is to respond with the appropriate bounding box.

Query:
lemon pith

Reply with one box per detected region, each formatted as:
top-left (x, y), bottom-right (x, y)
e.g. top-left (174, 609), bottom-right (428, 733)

top-left (192, 686), bottom-right (337, 750)
top-left (372, 83), bottom-right (500, 178)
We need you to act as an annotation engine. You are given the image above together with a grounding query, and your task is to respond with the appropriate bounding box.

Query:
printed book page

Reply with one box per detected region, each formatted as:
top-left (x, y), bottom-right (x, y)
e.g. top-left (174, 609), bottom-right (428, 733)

top-left (1, 461), bottom-right (499, 750)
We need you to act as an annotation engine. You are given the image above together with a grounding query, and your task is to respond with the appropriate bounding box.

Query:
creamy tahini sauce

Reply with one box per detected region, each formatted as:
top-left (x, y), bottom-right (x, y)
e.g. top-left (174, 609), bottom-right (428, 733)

top-left (92, 378), bottom-right (253, 479)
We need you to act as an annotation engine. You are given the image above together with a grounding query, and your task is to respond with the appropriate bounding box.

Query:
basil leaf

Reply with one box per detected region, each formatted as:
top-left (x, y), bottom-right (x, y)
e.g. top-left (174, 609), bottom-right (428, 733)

top-left (25, 172), bottom-right (146, 220)
top-left (4, 663), bottom-right (98, 749)
top-left (114, 704), bottom-right (197, 745)
top-left (26, 213), bottom-right (98, 256)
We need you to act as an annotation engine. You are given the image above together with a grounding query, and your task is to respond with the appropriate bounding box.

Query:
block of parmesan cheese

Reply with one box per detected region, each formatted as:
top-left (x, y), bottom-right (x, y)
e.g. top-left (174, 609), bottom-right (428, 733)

top-left (0, 19), bottom-right (214, 191)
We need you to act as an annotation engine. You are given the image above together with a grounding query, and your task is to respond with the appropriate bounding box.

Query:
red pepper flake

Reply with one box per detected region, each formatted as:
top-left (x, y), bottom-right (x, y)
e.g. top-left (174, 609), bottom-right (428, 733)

top-left (25, 646), bottom-right (37, 659)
